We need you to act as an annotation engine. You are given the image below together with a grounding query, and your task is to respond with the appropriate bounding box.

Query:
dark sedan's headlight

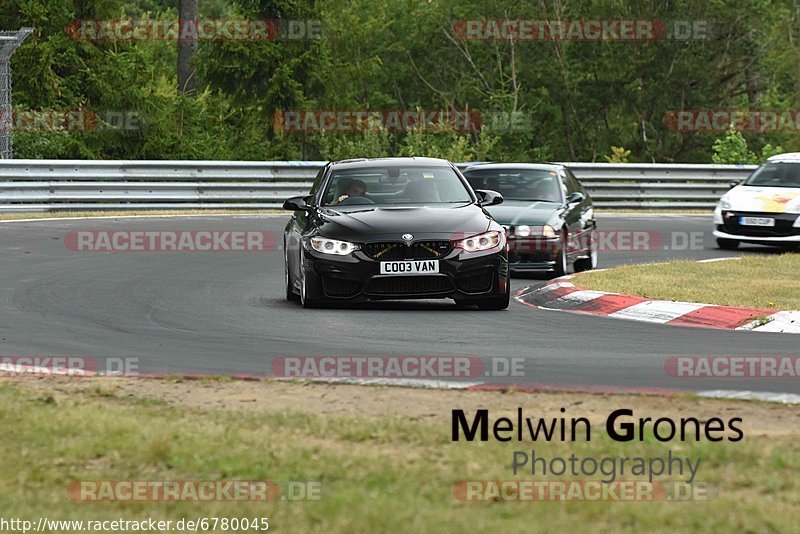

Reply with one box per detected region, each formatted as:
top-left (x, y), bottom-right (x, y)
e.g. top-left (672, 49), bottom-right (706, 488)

top-left (515, 225), bottom-right (532, 237)
top-left (541, 225), bottom-right (557, 238)
top-left (513, 225), bottom-right (557, 238)
top-left (457, 230), bottom-right (504, 252)
top-left (309, 237), bottom-right (360, 255)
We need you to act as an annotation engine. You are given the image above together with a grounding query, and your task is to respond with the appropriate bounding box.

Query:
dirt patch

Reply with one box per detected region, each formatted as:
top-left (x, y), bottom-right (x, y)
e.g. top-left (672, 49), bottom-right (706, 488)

top-left (11, 376), bottom-right (800, 438)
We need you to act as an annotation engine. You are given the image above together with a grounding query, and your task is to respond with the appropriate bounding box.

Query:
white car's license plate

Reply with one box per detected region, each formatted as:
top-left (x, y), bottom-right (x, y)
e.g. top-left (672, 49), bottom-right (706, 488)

top-left (739, 216), bottom-right (775, 227)
top-left (379, 260), bottom-right (439, 275)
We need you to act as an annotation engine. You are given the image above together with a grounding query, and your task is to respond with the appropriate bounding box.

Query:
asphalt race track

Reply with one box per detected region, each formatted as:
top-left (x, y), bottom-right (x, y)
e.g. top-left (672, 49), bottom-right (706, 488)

top-left (1, 214), bottom-right (797, 395)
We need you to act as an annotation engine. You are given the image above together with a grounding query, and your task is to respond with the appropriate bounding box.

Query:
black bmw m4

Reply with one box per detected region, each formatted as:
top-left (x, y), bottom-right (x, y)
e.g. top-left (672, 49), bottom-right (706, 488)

top-left (282, 157), bottom-right (510, 309)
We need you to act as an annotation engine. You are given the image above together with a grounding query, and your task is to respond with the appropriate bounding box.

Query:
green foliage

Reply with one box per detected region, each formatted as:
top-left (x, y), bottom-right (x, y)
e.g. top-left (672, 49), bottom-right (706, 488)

top-left (313, 129), bottom-right (391, 160)
top-left (3, 0), bottom-right (799, 161)
top-left (604, 146), bottom-right (631, 163)
top-left (397, 127), bottom-right (499, 162)
top-left (712, 126), bottom-right (784, 164)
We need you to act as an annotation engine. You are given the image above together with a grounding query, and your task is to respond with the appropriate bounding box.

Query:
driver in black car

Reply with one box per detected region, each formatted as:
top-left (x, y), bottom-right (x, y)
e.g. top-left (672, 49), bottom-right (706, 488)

top-left (334, 179), bottom-right (367, 205)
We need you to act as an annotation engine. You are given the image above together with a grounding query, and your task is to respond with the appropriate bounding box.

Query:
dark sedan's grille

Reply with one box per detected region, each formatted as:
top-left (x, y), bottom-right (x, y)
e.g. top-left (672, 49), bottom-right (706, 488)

top-left (720, 211), bottom-right (800, 238)
top-left (362, 241), bottom-right (451, 260)
top-left (321, 272), bottom-right (363, 297)
top-left (364, 275), bottom-right (454, 295)
top-left (510, 251), bottom-right (553, 263)
top-left (456, 270), bottom-right (494, 293)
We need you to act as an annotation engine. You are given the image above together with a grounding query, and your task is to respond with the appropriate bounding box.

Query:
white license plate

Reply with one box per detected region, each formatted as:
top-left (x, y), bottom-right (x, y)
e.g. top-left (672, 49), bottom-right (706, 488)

top-left (739, 216), bottom-right (775, 227)
top-left (379, 260), bottom-right (439, 275)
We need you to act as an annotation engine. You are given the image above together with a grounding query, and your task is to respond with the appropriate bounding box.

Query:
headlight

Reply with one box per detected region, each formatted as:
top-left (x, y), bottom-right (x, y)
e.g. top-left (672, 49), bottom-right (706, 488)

top-left (458, 230), bottom-right (503, 252)
top-left (515, 225), bottom-right (531, 237)
top-left (713, 204), bottom-right (723, 224)
top-left (309, 237), bottom-right (359, 255)
top-left (720, 198), bottom-right (732, 210)
top-left (793, 216), bottom-right (800, 228)
top-left (542, 225), bottom-right (557, 238)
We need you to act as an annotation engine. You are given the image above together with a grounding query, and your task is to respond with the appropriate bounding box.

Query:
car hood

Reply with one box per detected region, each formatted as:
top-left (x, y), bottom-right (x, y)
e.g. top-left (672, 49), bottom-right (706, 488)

top-left (484, 200), bottom-right (563, 225)
top-left (315, 204), bottom-right (494, 241)
top-left (724, 186), bottom-right (800, 214)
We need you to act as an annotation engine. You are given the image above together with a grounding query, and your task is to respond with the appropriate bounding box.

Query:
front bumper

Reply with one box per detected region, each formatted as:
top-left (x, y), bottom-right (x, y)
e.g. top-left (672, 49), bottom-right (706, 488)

top-left (507, 236), bottom-right (562, 272)
top-left (305, 246), bottom-right (509, 301)
top-left (713, 229), bottom-right (800, 243)
top-left (714, 210), bottom-right (800, 244)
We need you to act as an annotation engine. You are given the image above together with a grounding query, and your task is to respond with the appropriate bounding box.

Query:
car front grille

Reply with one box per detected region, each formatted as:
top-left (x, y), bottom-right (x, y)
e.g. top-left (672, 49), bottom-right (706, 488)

top-left (720, 211), bottom-right (800, 238)
top-left (509, 251), bottom-right (553, 263)
top-left (456, 270), bottom-right (494, 293)
top-left (364, 275), bottom-right (454, 295)
top-left (362, 241), bottom-right (451, 260)
top-left (321, 272), bottom-right (363, 297)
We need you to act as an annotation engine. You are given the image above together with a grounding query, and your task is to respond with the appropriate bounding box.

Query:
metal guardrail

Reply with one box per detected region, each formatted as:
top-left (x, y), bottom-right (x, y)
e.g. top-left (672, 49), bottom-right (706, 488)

top-left (0, 159), bottom-right (757, 212)
top-left (564, 162), bottom-right (756, 209)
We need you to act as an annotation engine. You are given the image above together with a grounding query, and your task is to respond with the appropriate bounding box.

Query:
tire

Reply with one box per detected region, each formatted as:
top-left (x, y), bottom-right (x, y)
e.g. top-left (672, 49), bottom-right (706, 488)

top-left (476, 279), bottom-right (510, 310)
top-left (548, 231), bottom-right (568, 279)
top-left (717, 238), bottom-right (739, 250)
top-left (299, 249), bottom-right (329, 309)
top-left (284, 242), bottom-right (299, 301)
top-left (573, 232), bottom-right (598, 273)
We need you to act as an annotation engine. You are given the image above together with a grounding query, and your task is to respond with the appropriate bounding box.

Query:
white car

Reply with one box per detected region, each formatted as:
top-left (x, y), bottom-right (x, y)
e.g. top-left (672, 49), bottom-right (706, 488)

top-left (713, 153), bottom-right (800, 249)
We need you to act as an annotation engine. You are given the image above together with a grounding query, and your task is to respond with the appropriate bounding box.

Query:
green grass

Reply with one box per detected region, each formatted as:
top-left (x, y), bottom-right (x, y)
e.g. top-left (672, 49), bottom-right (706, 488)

top-left (578, 255), bottom-right (800, 310)
top-left (0, 381), bottom-right (798, 533)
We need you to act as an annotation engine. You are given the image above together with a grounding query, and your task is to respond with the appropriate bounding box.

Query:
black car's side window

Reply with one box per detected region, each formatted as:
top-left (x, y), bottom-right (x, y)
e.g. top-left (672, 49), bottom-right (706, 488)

top-left (564, 170), bottom-right (589, 204)
top-left (557, 171), bottom-right (571, 200)
top-left (566, 169), bottom-right (586, 195)
top-left (307, 166), bottom-right (328, 204)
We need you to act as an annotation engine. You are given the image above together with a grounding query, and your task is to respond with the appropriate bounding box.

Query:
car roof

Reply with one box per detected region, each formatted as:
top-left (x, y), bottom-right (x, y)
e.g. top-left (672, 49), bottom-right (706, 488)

top-left (766, 152), bottom-right (800, 163)
top-left (461, 162), bottom-right (564, 172)
top-left (328, 157), bottom-right (453, 170)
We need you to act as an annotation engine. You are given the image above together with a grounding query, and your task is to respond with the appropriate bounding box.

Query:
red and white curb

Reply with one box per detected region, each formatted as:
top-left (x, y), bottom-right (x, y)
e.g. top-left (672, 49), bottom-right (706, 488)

top-left (514, 275), bottom-right (800, 334)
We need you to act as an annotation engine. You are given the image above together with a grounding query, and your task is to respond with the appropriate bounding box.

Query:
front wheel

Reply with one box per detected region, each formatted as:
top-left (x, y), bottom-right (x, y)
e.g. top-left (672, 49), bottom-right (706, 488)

top-left (299, 250), bottom-right (325, 308)
top-left (285, 242), bottom-right (299, 301)
top-left (476, 282), bottom-right (510, 311)
top-left (717, 238), bottom-right (739, 250)
top-left (548, 231), bottom-right (568, 279)
top-left (574, 232), bottom-right (598, 273)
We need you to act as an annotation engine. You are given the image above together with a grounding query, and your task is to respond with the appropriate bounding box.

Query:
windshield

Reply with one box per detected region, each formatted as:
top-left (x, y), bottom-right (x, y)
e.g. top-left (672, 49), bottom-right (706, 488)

top-left (321, 166), bottom-right (473, 206)
top-left (464, 169), bottom-right (563, 202)
top-left (745, 162), bottom-right (800, 188)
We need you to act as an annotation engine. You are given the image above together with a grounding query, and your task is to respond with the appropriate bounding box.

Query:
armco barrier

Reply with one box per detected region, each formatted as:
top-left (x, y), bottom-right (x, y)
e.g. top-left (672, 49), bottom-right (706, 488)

top-left (0, 160), bottom-right (756, 212)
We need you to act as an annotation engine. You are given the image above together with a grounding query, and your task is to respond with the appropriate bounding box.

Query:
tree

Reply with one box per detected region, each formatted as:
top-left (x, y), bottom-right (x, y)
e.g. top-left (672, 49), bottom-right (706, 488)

top-left (178, 0), bottom-right (198, 95)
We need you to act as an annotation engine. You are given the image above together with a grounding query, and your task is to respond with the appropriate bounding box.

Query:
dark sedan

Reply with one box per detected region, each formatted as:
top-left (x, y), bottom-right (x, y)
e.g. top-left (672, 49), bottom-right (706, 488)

top-left (462, 163), bottom-right (597, 277)
top-left (282, 157), bottom-right (510, 309)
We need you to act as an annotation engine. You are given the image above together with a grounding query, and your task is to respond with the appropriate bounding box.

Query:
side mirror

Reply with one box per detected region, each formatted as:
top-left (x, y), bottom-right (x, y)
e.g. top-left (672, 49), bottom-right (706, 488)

top-left (475, 189), bottom-right (504, 207)
top-left (566, 192), bottom-right (585, 205)
top-left (283, 196), bottom-right (311, 212)
top-left (729, 180), bottom-right (742, 189)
